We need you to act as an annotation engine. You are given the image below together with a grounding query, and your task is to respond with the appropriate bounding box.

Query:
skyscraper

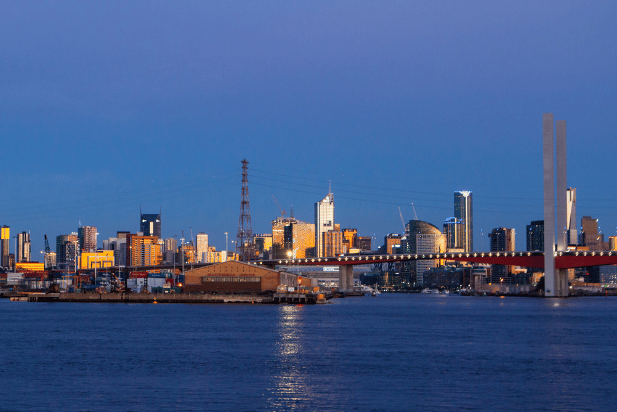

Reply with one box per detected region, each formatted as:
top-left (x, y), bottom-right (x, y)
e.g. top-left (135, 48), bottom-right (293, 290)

top-left (195, 233), bottom-right (209, 263)
top-left (580, 216), bottom-right (605, 251)
top-left (1, 225), bottom-right (10, 268)
top-left (16, 231), bottom-right (31, 263)
top-left (443, 217), bottom-right (463, 250)
top-left (140, 212), bottom-right (161, 238)
top-left (314, 190), bottom-right (334, 257)
top-left (454, 191), bottom-right (473, 252)
top-left (78, 225), bottom-right (97, 252)
top-left (489, 227), bottom-right (515, 281)
top-left (526, 220), bottom-right (544, 251)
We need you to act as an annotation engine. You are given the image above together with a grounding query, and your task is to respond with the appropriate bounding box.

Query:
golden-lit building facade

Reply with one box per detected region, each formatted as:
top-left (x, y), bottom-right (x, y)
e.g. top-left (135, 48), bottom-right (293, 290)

top-left (342, 228), bottom-right (358, 249)
top-left (15, 262), bottom-right (45, 272)
top-left (283, 221), bottom-right (315, 258)
top-left (79, 251), bottom-right (114, 269)
top-left (126, 234), bottom-right (162, 266)
top-left (179, 244), bottom-right (196, 264)
top-left (1, 225), bottom-right (10, 268)
top-left (324, 229), bottom-right (346, 257)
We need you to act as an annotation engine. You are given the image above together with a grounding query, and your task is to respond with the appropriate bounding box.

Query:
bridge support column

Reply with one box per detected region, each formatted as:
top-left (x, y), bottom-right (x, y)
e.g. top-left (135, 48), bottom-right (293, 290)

top-left (338, 265), bottom-right (353, 292)
top-left (544, 113), bottom-right (568, 297)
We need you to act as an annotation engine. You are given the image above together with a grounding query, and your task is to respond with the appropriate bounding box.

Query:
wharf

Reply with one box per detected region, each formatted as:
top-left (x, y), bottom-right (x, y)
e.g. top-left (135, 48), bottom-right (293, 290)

top-left (26, 292), bottom-right (272, 304)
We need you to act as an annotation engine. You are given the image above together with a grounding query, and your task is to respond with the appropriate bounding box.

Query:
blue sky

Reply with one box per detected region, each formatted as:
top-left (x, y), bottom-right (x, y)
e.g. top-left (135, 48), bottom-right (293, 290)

top-left (1, 1), bottom-right (616, 254)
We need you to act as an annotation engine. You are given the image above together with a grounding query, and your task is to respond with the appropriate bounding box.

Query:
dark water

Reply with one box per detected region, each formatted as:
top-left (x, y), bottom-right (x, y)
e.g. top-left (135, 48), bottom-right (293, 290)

top-left (2, 294), bottom-right (617, 411)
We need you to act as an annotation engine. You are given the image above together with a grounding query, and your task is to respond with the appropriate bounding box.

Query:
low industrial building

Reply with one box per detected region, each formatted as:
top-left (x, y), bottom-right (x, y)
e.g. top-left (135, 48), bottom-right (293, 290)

top-left (184, 261), bottom-right (296, 293)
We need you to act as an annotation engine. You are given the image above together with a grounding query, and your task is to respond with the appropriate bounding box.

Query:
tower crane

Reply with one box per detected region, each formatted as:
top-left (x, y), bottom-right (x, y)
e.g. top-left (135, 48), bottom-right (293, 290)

top-left (272, 194), bottom-right (286, 218)
top-left (398, 207), bottom-right (406, 233)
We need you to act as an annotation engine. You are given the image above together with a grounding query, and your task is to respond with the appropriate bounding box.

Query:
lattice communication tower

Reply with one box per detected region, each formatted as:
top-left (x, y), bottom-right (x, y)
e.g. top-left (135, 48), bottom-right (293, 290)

top-left (236, 159), bottom-right (254, 261)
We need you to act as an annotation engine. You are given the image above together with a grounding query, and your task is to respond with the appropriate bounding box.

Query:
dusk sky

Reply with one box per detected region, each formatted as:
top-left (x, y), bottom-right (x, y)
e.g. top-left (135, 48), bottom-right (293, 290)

top-left (1, 1), bottom-right (616, 254)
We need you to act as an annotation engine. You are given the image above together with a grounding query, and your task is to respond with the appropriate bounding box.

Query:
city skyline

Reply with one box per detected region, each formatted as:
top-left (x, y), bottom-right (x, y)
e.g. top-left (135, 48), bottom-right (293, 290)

top-left (1, 2), bottom-right (616, 254)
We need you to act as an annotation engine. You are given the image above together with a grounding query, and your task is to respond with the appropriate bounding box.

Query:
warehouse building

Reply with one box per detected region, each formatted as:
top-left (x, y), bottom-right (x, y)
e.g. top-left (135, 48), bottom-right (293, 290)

top-left (184, 261), bottom-right (296, 293)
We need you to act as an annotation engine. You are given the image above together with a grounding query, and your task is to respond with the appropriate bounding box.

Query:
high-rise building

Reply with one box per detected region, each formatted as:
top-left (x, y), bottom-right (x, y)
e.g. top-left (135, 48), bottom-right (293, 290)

top-left (443, 217), bottom-right (463, 250)
top-left (1, 225), bottom-right (10, 268)
top-left (271, 216), bottom-right (297, 259)
top-left (126, 234), bottom-right (162, 266)
top-left (195, 233), bottom-right (209, 263)
top-left (357, 237), bottom-right (372, 252)
top-left (454, 191), bottom-right (473, 252)
top-left (566, 188), bottom-right (577, 245)
top-left (403, 220), bottom-right (446, 286)
top-left (489, 227), bottom-right (515, 281)
top-left (16, 232), bottom-right (31, 263)
top-left (254, 234), bottom-right (273, 259)
top-left (78, 225), bottom-right (97, 252)
top-left (315, 191), bottom-right (334, 257)
top-left (163, 237), bottom-right (178, 264)
top-left (579, 216), bottom-right (605, 251)
top-left (323, 225), bottom-right (345, 257)
top-left (56, 233), bottom-right (79, 269)
top-left (140, 212), bottom-right (161, 238)
top-left (342, 228), bottom-right (358, 250)
top-left (383, 234), bottom-right (402, 254)
top-left (283, 220), bottom-right (315, 258)
top-left (526, 220), bottom-right (544, 251)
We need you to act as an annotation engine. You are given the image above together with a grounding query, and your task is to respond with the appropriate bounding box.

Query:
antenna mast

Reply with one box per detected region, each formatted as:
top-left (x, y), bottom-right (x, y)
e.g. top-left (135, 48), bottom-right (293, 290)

top-left (237, 159), bottom-right (254, 261)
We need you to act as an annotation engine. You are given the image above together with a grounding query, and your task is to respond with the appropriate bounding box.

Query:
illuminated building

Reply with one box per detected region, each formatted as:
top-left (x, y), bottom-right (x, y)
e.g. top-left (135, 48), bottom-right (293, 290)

top-left (404, 220), bottom-right (446, 286)
top-left (195, 233), bottom-right (209, 263)
top-left (79, 251), bottom-right (114, 269)
top-left (489, 227), bottom-right (515, 281)
top-left (126, 234), bottom-right (162, 267)
top-left (443, 217), bottom-right (463, 250)
top-left (16, 232), bottom-right (31, 263)
top-left (78, 226), bottom-right (98, 252)
top-left (315, 191), bottom-right (334, 257)
top-left (526, 220), bottom-right (544, 251)
top-left (283, 221), bottom-right (315, 258)
top-left (179, 243), bottom-right (196, 264)
top-left (140, 212), bottom-right (161, 238)
top-left (383, 234), bottom-right (402, 254)
top-left (342, 229), bottom-right (358, 249)
top-left (579, 216), bottom-right (605, 251)
top-left (454, 191), bottom-right (473, 252)
top-left (254, 234), bottom-right (273, 258)
top-left (56, 234), bottom-right (79, 271)
top-left (272, 217), bottom-right (297, 259)
top-left (324, 228), bottom-right (345, 257)
top-left (1, 225), bottom-right (10, 268)
top-left (44, 252), bottom-right (56, 270)
top-left (15, 262), bottom-right (44, 272)
top-left (163, 237), bottom-right (178, 264)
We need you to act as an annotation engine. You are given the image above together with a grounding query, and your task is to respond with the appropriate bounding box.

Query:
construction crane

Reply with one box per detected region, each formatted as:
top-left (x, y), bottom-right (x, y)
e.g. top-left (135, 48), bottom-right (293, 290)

top-left (44, 235), bottom-right (50, 254)
top-left (411, 203), bottom-right (419, 220)
top-left (272, 194), bottom-right (286, 217)
top-left (398, 207), bottom-right (406, 233)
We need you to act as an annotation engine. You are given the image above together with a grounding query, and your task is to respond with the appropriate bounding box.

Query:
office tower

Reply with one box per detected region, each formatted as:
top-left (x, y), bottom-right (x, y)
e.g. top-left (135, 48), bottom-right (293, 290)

top-left (609, 236), bottom-right (617, 252)
top-left (357, 237), bottom-right (372, 252)
top-left (271, 216), bottom-right (297, 259)
top-left (1, 225), bottom-right (9, 268)
top-left (283, 220), bottom-right (315, 258)
top-left (443, 217), bottom-right (463, 250)
top-left (454, 191), bottom-right (473, 252)
top-left (342, 228), bottom-right (358, 250)
top-left (163, 237), bottom-right (178, 264)
top-left (323, 225), bottom-right (344, 257)
top-left (195, 233), bottom-right (209, 263)
top-left (526, 220), bottom-right (544, 251)
top-left (404, 220), bottom-right (446, 286)
top-left (315, 190), bottom-right (334, 257)
top-left (16, 232), bottom-right (31, 263)
top-left (78, 225), bottom-right (97, 252)
top-left (384, 234), bottom-right (402, 254)
top-left (56, 234), bottom-right (79, 269)
top-left (126, 234), bottom-right (162, 266)
top-left (140, 212), bottom-right (161, 238)
top-left (254, 234), bottom-right (273, 259)
top-left (489, 227), bottom-right (515, 281)
top-left (566, 188), bottom-right (577, 245)
top-left (579, 216), bottom-right (605, 251)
